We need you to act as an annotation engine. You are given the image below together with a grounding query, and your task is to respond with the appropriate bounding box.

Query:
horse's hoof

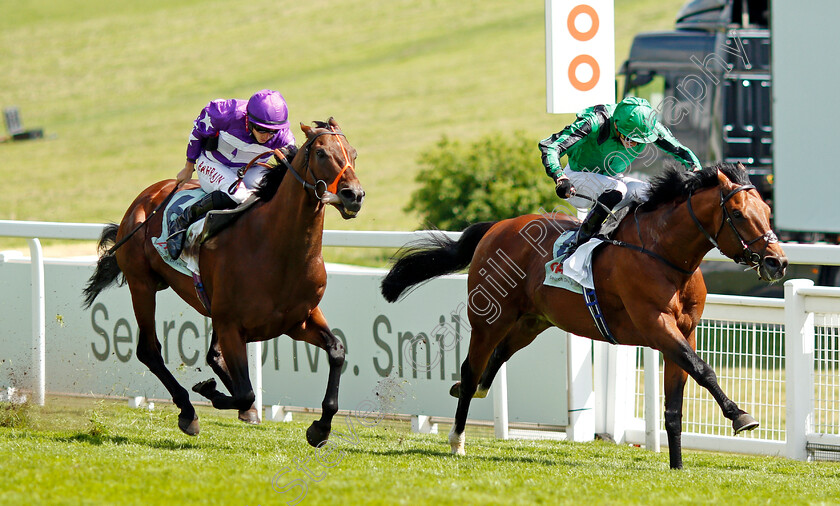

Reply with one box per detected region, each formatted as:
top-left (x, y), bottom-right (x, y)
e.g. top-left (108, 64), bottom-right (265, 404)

top-left (449, 382), bottom-right (461, 398)
top-left (448, 426), bottom-right (465, 456)
top-left (178, 414), bottom-right (200, 436)
top-left (733, 412), bottom-right (759, 434)
top-left (192, 378), bottom-right (217, 399)
top-left (238, 406), bottom-right (261, 425)
top-left (306, 420), bottom-right (331, 447)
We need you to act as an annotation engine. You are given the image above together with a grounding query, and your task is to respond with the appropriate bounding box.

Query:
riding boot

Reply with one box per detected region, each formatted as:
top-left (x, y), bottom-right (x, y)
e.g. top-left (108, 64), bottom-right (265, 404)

top-left (167, 190), bottom-right (237, 259)
top-left (567, 189), bottom-right (623, 252)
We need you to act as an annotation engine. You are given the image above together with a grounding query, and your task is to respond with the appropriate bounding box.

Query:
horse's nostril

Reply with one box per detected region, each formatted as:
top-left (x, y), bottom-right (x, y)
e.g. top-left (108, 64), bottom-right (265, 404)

top-left (340, 188), bottom-right (363, 203)
top-left (763, 256), bottom-right (788, 275)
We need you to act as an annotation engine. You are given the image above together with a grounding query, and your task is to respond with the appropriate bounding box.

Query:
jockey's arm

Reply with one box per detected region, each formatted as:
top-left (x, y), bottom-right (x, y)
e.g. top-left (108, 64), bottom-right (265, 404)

top-left (176, 161), bottom-right (195, 183)
top-left (653, 123), bottom-right (703, 171)
top-left (539, 112), bottom-right (595, 181)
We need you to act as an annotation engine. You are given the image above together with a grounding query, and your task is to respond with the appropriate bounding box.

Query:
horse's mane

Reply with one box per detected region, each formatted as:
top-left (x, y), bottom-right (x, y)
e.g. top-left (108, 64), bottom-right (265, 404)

top-left (254, 122), bottom-right (334, 202)
top-left (640, 162), bottom-right (750, 211)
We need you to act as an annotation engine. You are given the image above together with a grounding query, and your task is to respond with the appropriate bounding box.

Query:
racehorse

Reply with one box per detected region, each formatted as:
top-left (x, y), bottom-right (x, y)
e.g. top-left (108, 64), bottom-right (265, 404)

top-left (83, 118), bottom-right (363, 447)
top-left (381, 163), bottom-right (787, 469)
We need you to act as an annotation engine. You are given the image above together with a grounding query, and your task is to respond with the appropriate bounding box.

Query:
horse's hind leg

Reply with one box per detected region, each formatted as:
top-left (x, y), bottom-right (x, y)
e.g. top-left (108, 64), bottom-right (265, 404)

top-left (287, 307), bottom-right (345, 448)
top-left (193, 324), bottom-right (256, 414)
top-left (478, 316), bottom-right (547, 397)
top-left (128, 281), bottom-right (199, 435)
top-left (199, 330), bottom-right (260, 424)
top-left (450, 319), bottom-right (514, 455)
top-left (449, 315), bottom-right (548, 399)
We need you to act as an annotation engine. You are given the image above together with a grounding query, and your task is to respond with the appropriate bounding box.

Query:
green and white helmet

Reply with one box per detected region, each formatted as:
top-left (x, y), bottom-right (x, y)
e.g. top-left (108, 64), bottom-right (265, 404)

top-left (613, 96), bottom-right (659, 143)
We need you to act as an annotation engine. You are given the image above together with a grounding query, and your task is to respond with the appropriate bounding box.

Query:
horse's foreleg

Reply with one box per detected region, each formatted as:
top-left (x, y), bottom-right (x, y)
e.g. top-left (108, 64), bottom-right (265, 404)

top-left (663, 357), bottom-right (689, 470)
top-left (129, 283), bottom-right (198, 435)
top-left (664, 339), bottom-right (758, 434)
top-left (287, 307), bottom-right (345, 448)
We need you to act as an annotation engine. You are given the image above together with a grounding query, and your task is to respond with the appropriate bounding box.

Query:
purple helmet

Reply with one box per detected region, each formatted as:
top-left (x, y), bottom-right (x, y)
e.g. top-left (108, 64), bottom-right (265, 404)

top-left (246, 89), bottom-right (289, 130)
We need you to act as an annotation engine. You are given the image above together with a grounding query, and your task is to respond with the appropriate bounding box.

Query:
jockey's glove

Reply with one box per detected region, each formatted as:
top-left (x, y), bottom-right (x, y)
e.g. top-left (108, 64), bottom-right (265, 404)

top-left (555, 176), bottom-right (574, 199)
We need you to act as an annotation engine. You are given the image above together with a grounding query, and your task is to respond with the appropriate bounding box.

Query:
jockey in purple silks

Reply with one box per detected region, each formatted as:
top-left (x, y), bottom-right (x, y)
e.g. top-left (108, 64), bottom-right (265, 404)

top-left (167, 89), bottom-right (298, 259)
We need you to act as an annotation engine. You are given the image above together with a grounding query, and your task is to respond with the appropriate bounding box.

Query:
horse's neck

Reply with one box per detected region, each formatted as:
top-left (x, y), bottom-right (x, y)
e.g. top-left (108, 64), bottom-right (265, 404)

top-left (632, 190), bottom-right (720, 274)
top-left (256, 162), bottom-right (327, 260)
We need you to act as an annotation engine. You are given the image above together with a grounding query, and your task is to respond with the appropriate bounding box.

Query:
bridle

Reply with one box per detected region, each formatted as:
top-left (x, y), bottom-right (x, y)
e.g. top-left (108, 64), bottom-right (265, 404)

top-left (687, 183), bottom-right (778, 268)
top-left (278, 128), bottom-right (354, 200)
top-left (233, 127), bottom-right (354, 201)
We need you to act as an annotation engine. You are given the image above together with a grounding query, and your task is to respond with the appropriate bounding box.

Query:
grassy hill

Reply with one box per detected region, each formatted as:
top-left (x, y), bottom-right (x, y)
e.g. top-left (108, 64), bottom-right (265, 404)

top-left (0, 0), bottom-right (686, 259)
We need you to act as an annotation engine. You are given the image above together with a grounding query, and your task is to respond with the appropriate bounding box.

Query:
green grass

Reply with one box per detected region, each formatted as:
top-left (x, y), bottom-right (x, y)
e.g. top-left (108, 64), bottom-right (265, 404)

top-left (1, 396), bottom-right (839, 505)
top-left (1, 0), bottom-right (685, 262)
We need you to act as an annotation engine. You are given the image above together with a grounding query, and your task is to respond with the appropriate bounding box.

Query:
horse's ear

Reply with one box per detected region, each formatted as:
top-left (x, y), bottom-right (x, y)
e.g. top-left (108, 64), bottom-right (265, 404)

top-left (300, 122), bottom-right (312, 138)
top-left (736, 162), bottom-right (747, 172)
top-left (716, 168), bottom-right (733, 188)
top-left (328, 117), bottom-right (340, 131)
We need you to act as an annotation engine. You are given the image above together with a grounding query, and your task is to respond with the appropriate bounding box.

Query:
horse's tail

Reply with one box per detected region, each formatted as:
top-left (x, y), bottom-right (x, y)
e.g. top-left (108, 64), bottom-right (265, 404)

top-left (82, 223), bottom-right (124, 309)
top-left (381, 221), bottom-right (497, 302)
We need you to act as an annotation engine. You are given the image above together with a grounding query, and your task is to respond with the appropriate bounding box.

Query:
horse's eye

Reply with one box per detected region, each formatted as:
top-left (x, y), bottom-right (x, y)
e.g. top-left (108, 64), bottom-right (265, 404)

top-left (316, 149), bottom-right (326, 158)
top-left (732, 209), bottom-right (744, 219)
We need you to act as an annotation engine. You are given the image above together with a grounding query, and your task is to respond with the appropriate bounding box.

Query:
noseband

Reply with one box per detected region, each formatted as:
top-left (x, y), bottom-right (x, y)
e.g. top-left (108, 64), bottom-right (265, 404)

top-left (687, 184), bottom-right (778, 267)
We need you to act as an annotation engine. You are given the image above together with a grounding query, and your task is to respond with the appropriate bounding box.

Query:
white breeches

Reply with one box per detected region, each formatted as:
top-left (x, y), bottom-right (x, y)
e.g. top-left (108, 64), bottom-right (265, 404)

top-left (565, 170), bottom-right (649, 211)
top-left (195, 152), bottom-right (269, 204)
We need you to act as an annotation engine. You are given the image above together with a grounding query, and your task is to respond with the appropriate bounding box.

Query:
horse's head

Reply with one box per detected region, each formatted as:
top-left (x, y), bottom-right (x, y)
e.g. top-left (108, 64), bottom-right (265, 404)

top-left (710, 165), bottom-right (788, 281)
top-left (299, 117), bottom-right (365, 219)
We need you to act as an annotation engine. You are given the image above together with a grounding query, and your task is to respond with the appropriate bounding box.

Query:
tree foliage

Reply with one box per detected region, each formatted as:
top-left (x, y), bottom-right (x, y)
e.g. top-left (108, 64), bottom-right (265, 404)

top-left (406, 132), bottom-right (563, 231)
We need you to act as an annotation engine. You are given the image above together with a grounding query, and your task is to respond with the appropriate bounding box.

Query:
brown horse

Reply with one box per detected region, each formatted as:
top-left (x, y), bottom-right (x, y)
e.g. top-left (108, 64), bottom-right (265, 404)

top-left (381, 163), bottom-right (787, 469)
top-left (83, 118), bottom-right (363, 446)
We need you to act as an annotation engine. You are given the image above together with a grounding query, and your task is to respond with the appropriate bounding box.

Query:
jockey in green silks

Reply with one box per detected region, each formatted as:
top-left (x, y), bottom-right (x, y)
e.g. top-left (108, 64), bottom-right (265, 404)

top-left (539, 96), bottom-right (702, 250)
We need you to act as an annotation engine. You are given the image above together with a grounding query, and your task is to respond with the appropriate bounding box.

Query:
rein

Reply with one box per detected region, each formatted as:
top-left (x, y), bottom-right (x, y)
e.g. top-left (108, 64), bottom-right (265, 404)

top-left (227, 128), bottom-right (352, 201)
top-left (607, 237), bottom-right (695, 275)
top-left (603, 204), bottom-right (695, 275)
top-left (604, 183), bottom-right (776, 276)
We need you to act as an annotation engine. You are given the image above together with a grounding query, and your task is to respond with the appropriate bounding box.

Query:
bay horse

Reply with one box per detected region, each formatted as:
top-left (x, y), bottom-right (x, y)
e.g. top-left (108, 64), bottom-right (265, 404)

top-left (381, 163), bottom-right (787, 469)
top-left (83, 118), bottom-right (363, 447)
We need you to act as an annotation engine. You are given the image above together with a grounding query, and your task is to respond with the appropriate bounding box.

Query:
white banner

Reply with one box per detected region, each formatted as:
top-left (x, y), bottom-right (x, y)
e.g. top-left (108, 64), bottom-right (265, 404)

top-left (545, 0), bottom-right (616, 113)
top-left (0, 257), bottom-right (568, 425)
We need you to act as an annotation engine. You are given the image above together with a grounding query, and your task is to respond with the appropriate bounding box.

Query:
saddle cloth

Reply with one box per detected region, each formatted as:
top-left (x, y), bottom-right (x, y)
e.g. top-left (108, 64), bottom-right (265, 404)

top-left (543, 232), bottom-right (604, 294)
top-left (542, 205), bottom-right (631, 293)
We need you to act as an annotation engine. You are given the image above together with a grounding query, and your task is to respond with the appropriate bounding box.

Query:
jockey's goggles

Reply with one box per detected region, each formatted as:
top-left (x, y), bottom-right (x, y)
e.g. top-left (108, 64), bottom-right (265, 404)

top-left (250, 122), bottom-right (280, 135)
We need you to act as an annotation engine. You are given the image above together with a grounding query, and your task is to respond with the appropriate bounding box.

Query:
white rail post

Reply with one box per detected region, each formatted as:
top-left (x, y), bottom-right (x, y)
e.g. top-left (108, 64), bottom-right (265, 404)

top-left (593, 341), bottom-right (609, 435)
top-left (784, 279), bottom-right (815, 461)
top-left (248, 342), bottom-right (263, 422)
top-left (28, 238), bottom-right (45, 406)
top-left (644, 347), bottom-right (661, 452)
top-left (566, 334), bottom-right (594, 442)
top-left (606, 345), bottom-right (636, 444)
top-left (493, 362), bottom-right (509, 439)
